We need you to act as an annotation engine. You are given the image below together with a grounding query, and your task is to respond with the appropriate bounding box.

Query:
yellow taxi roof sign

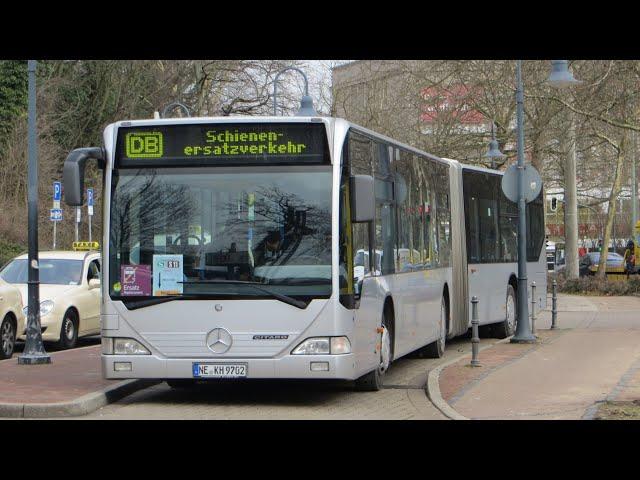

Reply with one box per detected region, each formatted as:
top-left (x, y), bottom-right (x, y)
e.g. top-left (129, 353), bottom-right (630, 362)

top-left (72, 241), bottom-right (100, 251)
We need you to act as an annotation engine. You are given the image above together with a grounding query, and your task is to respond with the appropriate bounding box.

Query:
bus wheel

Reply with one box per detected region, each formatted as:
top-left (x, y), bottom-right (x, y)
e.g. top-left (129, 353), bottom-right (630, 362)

top-left (424, 296), bottom-right (448, 358)
top-left (57, 310), bottom-right (78, 350)
top-left (355, 309), bottom-right (393, 391)
top-left (494, 285), bottom-right (517, 339)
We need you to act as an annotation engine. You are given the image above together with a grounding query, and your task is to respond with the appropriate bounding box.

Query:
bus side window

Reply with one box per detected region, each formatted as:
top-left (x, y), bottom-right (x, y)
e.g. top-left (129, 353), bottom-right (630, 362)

top-left (395, 150), bottom-right (416, 272)
top-left (373, 141), bottom-right (395, 276)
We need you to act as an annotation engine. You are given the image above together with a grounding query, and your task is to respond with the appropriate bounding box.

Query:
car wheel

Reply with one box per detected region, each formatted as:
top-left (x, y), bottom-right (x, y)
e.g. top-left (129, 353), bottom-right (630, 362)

top-left (355, 308), bottom-right (393, 392)
top-left (494, 285), bottom-right (517, 339)
top-left (57, 310), bottom-right (78, 350)
top-left (0, 315), bottom-right (16, 360)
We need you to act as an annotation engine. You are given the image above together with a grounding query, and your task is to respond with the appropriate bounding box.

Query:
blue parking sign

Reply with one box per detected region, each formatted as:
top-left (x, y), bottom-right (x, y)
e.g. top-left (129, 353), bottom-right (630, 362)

top-left (53, 182), bottom-right (61, 201)
top-left (50, 208), bottom-right (63, 222)
top-left (87, 188), bottom-right (94, 206)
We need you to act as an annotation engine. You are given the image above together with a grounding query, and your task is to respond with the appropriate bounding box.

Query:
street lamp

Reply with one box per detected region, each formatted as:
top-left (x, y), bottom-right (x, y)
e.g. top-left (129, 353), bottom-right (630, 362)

top-left (547, 60), bottom-right (582, 88)
top-left (484, 121), bottom-right (506, 169)
top-left (18, 60), bottom-right (51, 365)
top-left (161, 102), bottom-right (191, 118)
top-left (273, 67), bottom-right (317, 117)
top-left (510, 60), bottom-right (580, 344)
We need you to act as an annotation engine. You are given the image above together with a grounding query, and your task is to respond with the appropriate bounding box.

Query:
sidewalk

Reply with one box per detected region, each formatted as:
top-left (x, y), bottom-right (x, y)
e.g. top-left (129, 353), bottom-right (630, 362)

top-left (431, 294), bottom-right (640, 420)
top-left (0, 345), bottom-right (154, 418)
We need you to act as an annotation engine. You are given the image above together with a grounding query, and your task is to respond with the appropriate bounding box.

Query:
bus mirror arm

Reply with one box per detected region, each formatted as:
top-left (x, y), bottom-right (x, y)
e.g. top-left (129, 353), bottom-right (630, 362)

top-left (350, 174), bottom-right (375, 223)
top-left (63, 147), bottom-right (106, 206)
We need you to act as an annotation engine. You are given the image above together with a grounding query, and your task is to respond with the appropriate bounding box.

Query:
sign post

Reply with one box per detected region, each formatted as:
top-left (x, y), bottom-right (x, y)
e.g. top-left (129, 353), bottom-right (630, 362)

top-left (87, 188), bottom-right (94, 246)
top-left (75, 206), bottom-right (81, 242)
top-left (52, 181), bottom-right (61, 249)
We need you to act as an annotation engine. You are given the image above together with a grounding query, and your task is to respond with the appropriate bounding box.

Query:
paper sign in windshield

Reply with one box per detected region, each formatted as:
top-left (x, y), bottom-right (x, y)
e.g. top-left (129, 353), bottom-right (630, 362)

top-left (152, 255), bottom-right (183, 296)
top-left (121, 264), bottom-right (151, 296)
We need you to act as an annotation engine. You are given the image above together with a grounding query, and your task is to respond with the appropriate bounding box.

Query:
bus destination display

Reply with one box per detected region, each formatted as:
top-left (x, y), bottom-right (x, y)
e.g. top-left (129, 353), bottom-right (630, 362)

top-left (116, 122), bottom-right (329, 167)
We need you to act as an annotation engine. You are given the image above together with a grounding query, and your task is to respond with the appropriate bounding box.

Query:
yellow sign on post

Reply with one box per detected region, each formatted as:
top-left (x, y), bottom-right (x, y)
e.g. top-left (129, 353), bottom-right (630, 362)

top-left (73, 241), bottom-right (100, 251)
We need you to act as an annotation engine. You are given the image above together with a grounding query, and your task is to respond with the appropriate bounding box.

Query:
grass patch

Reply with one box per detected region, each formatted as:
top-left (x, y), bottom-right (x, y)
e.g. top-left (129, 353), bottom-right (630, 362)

top-left (550, 272), bottom-right (640, 296)
top-left (594, 401), bottom-right (640, 420)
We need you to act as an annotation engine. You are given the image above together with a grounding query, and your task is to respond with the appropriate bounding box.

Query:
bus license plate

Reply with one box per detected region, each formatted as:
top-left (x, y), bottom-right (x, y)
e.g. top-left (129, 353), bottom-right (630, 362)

top-left (193, 363), bottom-right (247, 378)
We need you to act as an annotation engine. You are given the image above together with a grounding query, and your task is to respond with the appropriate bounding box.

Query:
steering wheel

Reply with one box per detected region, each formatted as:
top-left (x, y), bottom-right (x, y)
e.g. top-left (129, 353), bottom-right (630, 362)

top-left (172, 234), bottom-right (202, 246)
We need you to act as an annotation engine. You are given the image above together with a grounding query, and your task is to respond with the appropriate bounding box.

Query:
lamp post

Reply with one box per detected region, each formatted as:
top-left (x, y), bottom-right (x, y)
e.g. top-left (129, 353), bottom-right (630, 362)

top-left (510, 60), bottom-right (580, 344)
top-left (273, 67), bottom-right (317, 117)
top-left (509, 60), bottom-right (537, 343)
top-left (161, 102), bottom-right (191, 118)
top-left (484, 121), bottom-right (506, 169)
top-left (18, 60), bottom-right (51, 365)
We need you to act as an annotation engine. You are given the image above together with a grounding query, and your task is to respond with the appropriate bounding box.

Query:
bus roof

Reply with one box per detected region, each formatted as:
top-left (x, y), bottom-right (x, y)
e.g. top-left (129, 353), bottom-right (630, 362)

top-left (108, 115), bottom-right (456, 169)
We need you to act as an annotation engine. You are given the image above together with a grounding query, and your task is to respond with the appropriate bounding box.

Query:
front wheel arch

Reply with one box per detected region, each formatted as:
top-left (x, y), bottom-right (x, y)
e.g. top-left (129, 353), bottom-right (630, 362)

top-left (382, 296), bottom-right (395, 361)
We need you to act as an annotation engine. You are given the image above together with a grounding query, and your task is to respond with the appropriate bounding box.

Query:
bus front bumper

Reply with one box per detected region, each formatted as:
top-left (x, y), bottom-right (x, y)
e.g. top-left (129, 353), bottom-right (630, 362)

top-left (102, 353), bottom-right (358, 380)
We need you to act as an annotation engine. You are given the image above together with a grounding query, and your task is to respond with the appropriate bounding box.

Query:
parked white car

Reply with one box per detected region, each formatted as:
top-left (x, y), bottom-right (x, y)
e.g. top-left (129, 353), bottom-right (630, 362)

top-left (0, 251), bottom-right (101, 349)
top-left (0, 277), bottom-right (25, 359)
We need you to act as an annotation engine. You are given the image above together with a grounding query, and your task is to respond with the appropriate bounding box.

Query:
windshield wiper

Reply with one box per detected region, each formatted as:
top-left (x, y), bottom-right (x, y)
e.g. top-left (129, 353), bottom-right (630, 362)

top-left (179, 279), bottom-right (308, 309)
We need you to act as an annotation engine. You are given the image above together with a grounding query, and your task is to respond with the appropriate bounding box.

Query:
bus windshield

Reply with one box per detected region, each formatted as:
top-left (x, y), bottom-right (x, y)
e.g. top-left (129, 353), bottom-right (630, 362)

top-left (109, 166), bottom-right (332, 301)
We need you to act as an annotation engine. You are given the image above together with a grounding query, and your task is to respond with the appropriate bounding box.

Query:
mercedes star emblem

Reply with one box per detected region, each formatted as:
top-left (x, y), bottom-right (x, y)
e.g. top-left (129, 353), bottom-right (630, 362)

top-left (206, 328), bottom-right (233, 354)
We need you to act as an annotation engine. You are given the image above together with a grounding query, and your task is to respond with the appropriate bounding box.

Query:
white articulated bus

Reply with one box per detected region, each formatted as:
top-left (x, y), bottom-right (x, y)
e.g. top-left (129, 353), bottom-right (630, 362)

top-left (63, 116), bottom-right (546, 391)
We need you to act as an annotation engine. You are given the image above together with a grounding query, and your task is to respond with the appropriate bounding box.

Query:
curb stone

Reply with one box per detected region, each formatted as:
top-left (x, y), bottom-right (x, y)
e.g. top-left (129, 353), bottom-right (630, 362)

top-left (0, 379), bottom-right (159, 418)
top-left (425, 338), bottom-right (512, 420)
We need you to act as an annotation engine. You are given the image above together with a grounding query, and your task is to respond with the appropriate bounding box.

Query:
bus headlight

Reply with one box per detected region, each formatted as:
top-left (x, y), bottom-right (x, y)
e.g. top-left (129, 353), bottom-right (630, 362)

top-left (113, 338), bottom-right (150, 355)
top-left (291, 336), bottom-right (351, 355)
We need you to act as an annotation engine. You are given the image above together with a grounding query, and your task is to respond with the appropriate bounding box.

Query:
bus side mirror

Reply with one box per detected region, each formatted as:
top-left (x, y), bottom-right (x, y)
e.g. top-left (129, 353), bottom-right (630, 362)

top-left (350, 175), bottom-right (374, 223)
top-left (63, 147), bottom-right (106, 206)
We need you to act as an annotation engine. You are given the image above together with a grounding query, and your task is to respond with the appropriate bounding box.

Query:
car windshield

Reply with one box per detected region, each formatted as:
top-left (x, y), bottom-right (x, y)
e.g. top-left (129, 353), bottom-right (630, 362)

top-left (0, 259), bottom-right (83, 285)
top-left (109, 166), bottom-right (332, 300)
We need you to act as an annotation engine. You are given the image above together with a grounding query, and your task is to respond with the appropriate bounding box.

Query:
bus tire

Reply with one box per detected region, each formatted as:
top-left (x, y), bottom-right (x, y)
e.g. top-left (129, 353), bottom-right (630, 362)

top-left (494, 285), bottom-right (517, 339)
top-left (424, 295), bottom-right (448, 358)
top-left (0, 314), bottom-right (16, 360)
top-left (355, 308), bottom-right (393, 391)
top-left (56, 309), bottom-right (78, 350)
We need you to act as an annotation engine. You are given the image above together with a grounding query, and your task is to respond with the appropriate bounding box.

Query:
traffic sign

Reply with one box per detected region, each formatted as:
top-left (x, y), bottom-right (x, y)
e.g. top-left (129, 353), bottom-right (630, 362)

top-left (501, 164), bottom-right (542, 204)
top-left (50, 208), bottom-right (63, 222)
top-left (53, 182), bottom-right (61, 209)
top-left (87, 188), bottom-right (94, 216)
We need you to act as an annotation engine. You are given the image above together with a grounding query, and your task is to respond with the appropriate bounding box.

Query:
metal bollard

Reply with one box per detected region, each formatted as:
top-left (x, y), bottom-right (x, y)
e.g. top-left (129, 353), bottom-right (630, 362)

top-left (470, 296), bottom-right (481, 367)
top-left (531, 282), bottom-right (536, 335)
top-left (551, 279), bottom-right (558, 329)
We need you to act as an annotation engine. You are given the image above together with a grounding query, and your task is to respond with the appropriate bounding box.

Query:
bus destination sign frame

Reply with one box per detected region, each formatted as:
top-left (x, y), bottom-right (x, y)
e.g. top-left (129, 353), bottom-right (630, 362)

top-left (115, 122), bottom-right (330, 167)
